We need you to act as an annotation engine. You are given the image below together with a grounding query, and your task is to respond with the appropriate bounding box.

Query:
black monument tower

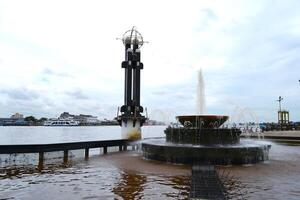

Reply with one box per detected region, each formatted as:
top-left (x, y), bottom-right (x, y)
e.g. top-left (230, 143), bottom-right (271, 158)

top-left (116, 27), bottom-right (147, 138)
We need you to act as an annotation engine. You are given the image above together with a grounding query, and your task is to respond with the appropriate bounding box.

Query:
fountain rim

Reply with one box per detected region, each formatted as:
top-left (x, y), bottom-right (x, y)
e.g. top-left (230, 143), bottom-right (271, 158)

top-left (175, 114), bottom-right (229, 128)
top-left (176, 114), bottom-right (229, 118)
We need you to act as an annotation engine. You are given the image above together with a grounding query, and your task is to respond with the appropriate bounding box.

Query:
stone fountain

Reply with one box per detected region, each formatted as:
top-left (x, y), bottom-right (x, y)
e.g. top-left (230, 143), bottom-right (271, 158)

top-left (142, 70), bottom-right (271, 165)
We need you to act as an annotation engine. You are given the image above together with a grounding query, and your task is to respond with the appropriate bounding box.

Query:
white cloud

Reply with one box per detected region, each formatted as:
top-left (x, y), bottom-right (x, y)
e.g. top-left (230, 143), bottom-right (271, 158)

top-left (0, 0), bottom-right (299, 122)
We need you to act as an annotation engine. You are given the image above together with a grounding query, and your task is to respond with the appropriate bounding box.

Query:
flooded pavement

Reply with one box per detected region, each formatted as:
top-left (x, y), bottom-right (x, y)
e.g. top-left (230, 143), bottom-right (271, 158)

top-left (219, 142), bottom-right (300, 200)
top-left (0, 126), bottom-right (300, 200)
top-left (1, 142), bottom-right (300, 199)
top-left (0, 151), bottom-right (191, 200)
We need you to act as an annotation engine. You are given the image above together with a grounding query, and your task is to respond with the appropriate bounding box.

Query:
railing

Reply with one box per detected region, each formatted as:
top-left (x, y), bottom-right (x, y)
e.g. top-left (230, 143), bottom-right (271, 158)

top-left (0, 139), bottom-right (138, 170)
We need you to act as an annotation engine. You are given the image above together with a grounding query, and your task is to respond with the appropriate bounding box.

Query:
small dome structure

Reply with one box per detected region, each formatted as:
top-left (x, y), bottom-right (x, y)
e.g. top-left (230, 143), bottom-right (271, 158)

top-left (122, 27), bottom-right (144, 48)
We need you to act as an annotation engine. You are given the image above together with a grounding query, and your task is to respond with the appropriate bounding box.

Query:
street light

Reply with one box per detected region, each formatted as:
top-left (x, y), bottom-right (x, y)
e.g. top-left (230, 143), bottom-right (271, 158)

top-left (277, 96), bottom-right (283, 112)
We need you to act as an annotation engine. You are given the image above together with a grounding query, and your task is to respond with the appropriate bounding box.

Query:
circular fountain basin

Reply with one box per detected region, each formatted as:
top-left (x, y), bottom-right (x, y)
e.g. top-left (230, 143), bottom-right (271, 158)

top-left (165, 127), bottom-right (241, 145)
top-left (176, 115), bottom-right (229, 128)
top-left (142, 139), bottom-right (271, 165)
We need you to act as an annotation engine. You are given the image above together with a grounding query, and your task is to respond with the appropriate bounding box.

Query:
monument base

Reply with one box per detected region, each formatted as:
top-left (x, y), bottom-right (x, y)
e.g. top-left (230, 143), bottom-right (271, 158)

top-left (121, 120), bottom-right (142, 140)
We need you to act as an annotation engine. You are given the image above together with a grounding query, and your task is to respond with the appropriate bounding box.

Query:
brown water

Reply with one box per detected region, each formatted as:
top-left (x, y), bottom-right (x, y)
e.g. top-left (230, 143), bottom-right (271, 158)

top-left (220, 142), bottom-right (300, 200)
top-left (1, 142), bottom-right (300, 199)
top-left (0, 126), bottom-right (300, 199)
top-left (0, 151), bottom-right (191, 200)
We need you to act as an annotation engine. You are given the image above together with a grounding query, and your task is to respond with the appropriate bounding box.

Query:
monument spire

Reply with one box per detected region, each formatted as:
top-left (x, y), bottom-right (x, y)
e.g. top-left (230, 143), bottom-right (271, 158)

top-left (116, 27), bottom-right (147, 140)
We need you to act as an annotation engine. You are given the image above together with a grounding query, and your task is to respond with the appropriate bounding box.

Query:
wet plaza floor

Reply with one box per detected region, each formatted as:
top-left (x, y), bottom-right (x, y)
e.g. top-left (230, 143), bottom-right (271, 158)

top-left (0, 127), bottom-right (300, 200)
top-left (0, 140), bottom-right (300, 199)
top-left (0, 151), bottom-right (191, 200)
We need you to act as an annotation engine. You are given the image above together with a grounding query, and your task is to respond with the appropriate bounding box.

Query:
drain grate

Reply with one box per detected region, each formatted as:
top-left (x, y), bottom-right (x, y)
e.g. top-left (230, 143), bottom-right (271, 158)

top-left (190, 165), bottom-right (226, 200)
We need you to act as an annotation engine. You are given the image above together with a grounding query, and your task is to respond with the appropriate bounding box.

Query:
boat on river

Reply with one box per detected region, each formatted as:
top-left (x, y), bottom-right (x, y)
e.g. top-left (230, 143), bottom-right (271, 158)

top-left (44, 118), bottom-right (80, 126)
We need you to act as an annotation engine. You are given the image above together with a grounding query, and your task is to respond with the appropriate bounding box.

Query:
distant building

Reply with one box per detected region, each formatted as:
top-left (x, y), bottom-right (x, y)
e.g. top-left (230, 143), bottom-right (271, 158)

top-left (278, 110), bottom-right (289, 125)
top-left (59, 112), bottom-right (100, 125)
top-left (60, 112), bottom-right (74, 119)
top-left (0, 113), bottom-right (28, 126)
top-left (74, 114), bottom-right (100, 125)
top-left (10, 113), bottom-right (24, 119)
top-left (145, 120), bottom-right (166, 126)
top-left (100, 118), bottom-right (119, 126)
top-left (0, 118), bottom-right (28, 126)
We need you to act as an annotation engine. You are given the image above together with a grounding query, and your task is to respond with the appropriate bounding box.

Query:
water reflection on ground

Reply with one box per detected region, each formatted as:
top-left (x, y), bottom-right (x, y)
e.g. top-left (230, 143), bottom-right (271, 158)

top-left (113, 171), bottom-right (147, 199)
top-left (112, 171), bottom-right (189, 200)
top-left (1, 142), bottom-right (300, 199)
top-left (218, 142), bottom-right (300, 200)
top-left (0, 152), bottom-right (191, 200)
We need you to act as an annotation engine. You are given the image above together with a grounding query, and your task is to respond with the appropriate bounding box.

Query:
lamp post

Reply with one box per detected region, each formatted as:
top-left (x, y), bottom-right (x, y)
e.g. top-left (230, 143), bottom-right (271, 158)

top-left (277, 96), bottom-right (283, 112)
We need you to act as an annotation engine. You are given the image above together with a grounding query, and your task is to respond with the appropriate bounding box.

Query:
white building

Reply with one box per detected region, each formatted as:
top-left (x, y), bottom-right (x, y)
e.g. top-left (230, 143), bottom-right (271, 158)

top-left (10, 113), bottom-right (24, 119)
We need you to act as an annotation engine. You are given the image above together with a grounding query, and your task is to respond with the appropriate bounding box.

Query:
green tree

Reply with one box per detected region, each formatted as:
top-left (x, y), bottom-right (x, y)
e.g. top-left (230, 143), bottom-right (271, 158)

top-left (24, 116), bottom-right (37, 122)
top-left (38, 117), bottom-right (48, 122)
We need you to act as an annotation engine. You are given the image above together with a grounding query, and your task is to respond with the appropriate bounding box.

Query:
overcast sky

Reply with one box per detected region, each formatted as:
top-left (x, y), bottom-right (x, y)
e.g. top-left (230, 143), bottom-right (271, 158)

top-left (0, 0), bottom-right (299, 122)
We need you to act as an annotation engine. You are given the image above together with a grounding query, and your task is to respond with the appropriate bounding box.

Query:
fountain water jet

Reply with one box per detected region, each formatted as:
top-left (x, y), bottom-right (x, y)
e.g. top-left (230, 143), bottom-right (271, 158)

top-left (196, 69), bottom-right (205, 115)
top-left (142, 69), bottom-right (271, 165)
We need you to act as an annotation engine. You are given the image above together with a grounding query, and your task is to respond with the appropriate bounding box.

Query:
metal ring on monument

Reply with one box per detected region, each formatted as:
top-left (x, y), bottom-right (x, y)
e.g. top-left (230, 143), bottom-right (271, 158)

top-left (122, 26), bottom-right (144, 48)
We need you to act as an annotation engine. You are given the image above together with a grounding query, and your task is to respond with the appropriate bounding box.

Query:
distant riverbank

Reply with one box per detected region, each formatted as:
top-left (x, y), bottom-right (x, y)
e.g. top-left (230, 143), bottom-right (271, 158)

top-left (0, 126), bottom-right (167, 145)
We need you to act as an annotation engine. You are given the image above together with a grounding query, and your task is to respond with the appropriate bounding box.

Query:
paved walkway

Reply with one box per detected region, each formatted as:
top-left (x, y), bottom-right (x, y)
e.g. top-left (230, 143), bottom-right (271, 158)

top-left (263, 131), bottom-right (300, 138)
top-left (242, 131), bottom-right (300, 143)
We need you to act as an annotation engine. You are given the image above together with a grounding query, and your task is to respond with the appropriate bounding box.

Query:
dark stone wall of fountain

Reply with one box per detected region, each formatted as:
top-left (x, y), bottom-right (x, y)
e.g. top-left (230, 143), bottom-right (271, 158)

top-left (165, 127), bottom-right (241, 145)
top-left (142, 115), bottom-right (271, 165)
top-left (142, 142), bottom-right (271, 165)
